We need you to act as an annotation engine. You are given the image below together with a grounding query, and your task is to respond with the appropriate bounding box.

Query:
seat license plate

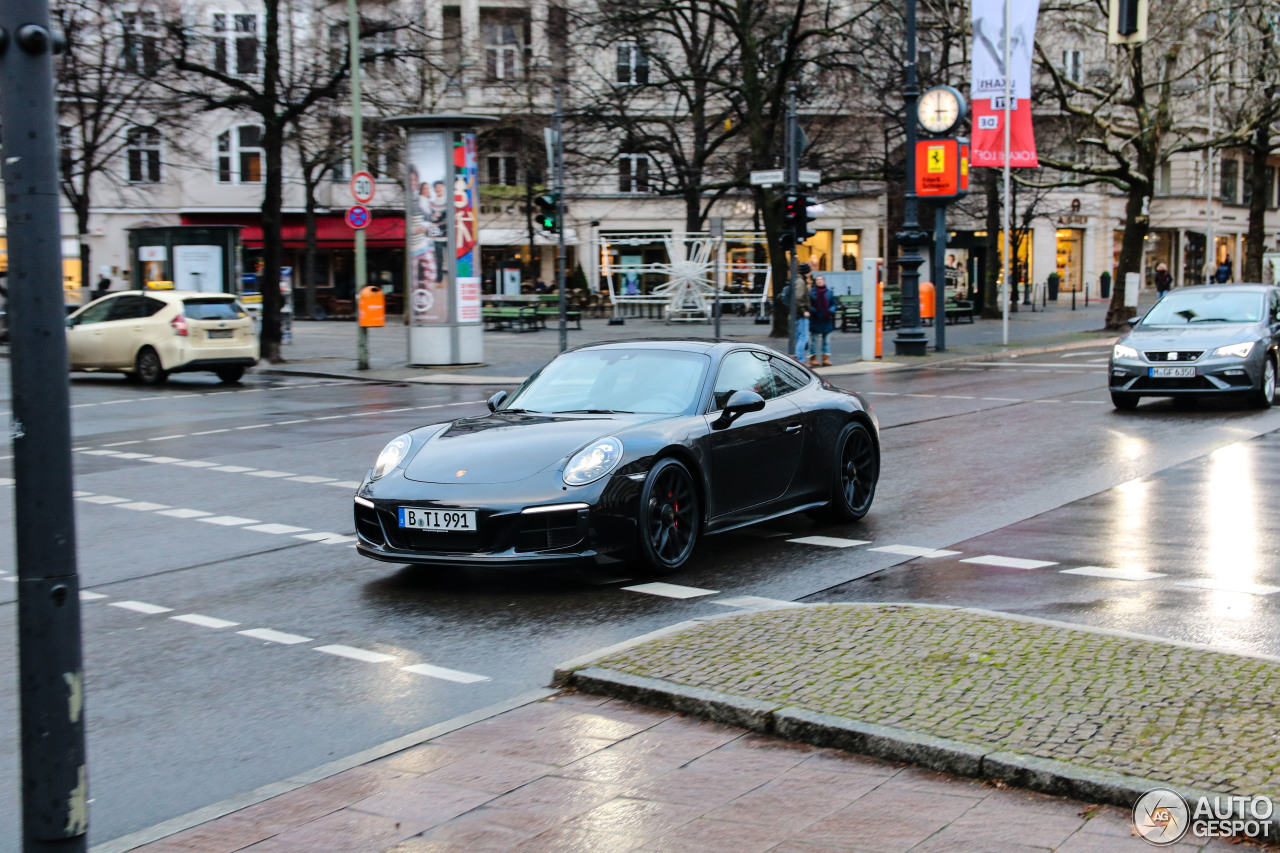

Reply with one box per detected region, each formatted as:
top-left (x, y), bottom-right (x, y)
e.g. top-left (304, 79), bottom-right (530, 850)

top-left (207, 329), bottom-right (234, 339)
top-left (1150, 366), bottom-right (1196, 378)
top-left (398, 507), bottom-right (476, 532)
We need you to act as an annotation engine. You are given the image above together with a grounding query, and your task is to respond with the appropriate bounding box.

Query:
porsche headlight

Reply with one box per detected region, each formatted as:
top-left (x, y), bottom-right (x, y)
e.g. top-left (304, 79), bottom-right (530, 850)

top-left (563, 437), bottom-right (623, 486)
top-left (371, 433), bottom-right (412, 480)
top-left (1113, 344), bottom-right (1140, 361)
top-left (1214, 342), bottom-right (1255, 359)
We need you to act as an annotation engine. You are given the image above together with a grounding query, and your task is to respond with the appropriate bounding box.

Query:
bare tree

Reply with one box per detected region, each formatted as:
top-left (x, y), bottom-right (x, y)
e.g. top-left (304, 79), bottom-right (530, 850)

top-left (163, 0), bottom-right (348, 362)
top-left (54, 0), bottom-right (184, 292)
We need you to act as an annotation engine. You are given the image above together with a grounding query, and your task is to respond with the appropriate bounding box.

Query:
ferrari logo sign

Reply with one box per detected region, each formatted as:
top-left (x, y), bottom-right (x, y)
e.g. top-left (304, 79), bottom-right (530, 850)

top-left (915, 138), bottom-right (968, 199)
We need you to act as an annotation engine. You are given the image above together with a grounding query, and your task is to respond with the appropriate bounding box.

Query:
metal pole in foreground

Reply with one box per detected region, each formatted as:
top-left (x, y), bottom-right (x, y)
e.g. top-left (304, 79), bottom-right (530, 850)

top-left (710, 217), bottom-right (724, 338)
top-left (893, 0), bottom-right (929, 356)
top-left (0, 5), bottom-right (90, 851)
top-left (786, 89), bottom-right (799, 360)
top-left (1001, 0), bottom-right (1011, 346)
top-left (348, 0), bottom-right (368, 369)
top-left (934, 205), bottom-right (947, 352)
top-left (555, 87), bottom-right (567, 352)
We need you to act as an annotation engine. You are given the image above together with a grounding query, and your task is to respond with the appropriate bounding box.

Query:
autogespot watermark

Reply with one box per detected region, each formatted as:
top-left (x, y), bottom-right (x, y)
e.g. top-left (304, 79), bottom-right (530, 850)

top-left (1134, 788), bottom-right (1275, 845)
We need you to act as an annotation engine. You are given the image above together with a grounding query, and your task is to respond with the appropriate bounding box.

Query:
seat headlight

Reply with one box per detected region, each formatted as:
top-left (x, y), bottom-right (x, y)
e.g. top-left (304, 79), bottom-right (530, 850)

top-left (1113, 344), bottom-right (1140, 360)
top-left (1214, 342), bottom-right (1254, 359)
top-left (371, 434), bottom-right (412, 480)
top-left (563, 437), bottom-right (623, 486)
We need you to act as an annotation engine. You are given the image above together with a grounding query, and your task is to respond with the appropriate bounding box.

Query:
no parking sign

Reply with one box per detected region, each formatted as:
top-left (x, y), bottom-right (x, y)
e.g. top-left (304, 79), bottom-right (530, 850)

top-left (346, 204), bottom-right (371, 230)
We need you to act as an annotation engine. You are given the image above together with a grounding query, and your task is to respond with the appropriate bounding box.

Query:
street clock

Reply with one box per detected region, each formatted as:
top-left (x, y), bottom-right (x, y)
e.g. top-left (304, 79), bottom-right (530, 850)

top-left (917, 85), bottom-right (966, 136)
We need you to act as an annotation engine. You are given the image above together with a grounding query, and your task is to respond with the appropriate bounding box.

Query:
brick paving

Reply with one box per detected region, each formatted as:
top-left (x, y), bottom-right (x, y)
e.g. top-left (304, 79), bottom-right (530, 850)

top-left (129, 691), bottom-right (1248, 852)
top-left (591, 604), bottom-right (1280, 800)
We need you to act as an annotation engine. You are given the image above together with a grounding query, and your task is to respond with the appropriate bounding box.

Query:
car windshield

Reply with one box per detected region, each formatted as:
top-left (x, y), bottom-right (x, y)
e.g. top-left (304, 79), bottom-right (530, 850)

top-left (503, 349), bottom-right (710, 415)
top-left (184, 299), bottom-right (247, 321)
top-left (1141, 291), bottom-right (1265, 325)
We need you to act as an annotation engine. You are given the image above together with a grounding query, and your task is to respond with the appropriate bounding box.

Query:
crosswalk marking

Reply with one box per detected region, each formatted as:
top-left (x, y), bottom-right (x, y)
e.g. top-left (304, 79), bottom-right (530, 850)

top-left (960, 555), bottom-right (1057, 570)
top-left (1175, 579), bottom-right (1280, 596)
top-left (400, 663), bottom-right (491, 683)
top-left (787, 536), bottom-right (870, 548)
top-left (623, 582), bottom-right (718, 599)
top-left (1061, 566), bottom-right (1165, 581)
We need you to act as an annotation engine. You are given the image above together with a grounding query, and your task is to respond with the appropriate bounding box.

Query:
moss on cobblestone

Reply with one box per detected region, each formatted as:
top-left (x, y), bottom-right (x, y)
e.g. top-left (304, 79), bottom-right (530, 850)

top-left (592, 605), bottom-right (1280, 797)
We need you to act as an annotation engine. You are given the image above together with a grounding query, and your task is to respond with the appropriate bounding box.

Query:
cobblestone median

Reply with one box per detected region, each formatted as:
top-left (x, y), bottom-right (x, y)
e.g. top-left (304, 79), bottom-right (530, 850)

top-left (592, 604), bottom-right (1280, 798)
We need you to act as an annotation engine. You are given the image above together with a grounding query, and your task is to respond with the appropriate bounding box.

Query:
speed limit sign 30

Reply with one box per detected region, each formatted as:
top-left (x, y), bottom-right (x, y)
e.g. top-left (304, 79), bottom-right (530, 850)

top-left (350, 170), bottom-right (375, 204)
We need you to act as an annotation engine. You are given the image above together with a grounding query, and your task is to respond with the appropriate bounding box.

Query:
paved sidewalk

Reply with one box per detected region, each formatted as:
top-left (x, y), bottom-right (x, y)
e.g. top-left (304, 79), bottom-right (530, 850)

top-left (125, 692), bottom-right (1230, 853)
top-left (263, 295), bottom-right (1121, 385)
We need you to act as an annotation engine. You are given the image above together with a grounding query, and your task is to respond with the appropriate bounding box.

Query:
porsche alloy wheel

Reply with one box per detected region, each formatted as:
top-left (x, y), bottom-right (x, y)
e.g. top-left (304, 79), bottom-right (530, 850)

top-left (638, 458), bottom-right (700, 573)
top-left (828, 421), bottom-right (878, 521)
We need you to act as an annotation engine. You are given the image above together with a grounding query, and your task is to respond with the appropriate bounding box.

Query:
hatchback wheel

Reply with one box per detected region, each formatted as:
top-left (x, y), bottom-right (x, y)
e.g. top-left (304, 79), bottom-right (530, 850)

top-left (135, 347), bottom-right (167, 386)
top-left (637, 458), bottom-right (699, 574)
top-left (1249, 356), bottom-right (1276, 409)
top-left (216, 366), bottom-right (245, 384)
top-left (1110, 391), bottom-right (1139, 410)
top-left (825, 421), bottom-right (878, 521)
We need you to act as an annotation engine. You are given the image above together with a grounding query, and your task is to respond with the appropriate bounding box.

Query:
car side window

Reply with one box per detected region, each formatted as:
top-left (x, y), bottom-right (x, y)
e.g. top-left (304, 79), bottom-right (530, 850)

top-left (1270, 291), bottom-right (1280, 322)
top-left (107, 296), bottom-right (148, 321)
top-left (712, 351), bottom-right (776, 410)
top-left (770, 357), bottom-right (811, 396)
top-left (73, 299), bottom-right (115, 325)
top-left (140, 297), bottom-right (166, 317)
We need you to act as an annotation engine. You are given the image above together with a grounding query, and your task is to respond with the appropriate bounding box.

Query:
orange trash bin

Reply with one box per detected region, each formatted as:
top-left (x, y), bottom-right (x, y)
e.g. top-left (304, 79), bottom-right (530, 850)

top-left (920, 281), bottom-right (936, 320)
top-left (358, 285), bottom-right (385, 327)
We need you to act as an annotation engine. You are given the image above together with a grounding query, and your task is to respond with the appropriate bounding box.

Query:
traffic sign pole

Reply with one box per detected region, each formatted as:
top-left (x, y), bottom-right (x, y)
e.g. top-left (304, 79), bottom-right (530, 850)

top-left (348, 0), bottom-right (369, 370)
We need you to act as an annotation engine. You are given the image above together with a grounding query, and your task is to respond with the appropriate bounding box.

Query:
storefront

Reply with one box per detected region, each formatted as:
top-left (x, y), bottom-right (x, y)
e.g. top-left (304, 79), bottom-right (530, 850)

top-left (1055, 228), bottom-right (1084, 292)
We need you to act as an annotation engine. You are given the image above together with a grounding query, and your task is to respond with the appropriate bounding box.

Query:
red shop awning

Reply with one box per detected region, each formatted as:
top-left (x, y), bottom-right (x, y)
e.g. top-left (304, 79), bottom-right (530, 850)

top-left (181, 213), bottom-right (405, 248)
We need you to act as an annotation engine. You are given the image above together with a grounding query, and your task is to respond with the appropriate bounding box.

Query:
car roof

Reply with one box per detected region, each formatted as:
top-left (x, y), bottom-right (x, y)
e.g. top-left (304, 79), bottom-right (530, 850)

top-left (1170, 284), bottom-right (1273, 294)
top-left (99, 289), bottom-right (238, 301)
top-left (566, 338), bottom-right (791, 356)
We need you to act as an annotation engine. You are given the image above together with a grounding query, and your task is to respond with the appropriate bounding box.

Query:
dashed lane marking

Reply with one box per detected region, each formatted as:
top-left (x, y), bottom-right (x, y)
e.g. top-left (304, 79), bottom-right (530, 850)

top-left (325, 481), bottom-right (363, 489)
top-left (400, 663), bottom-right (491, 683)
top-left (209, 465), bottom-right (255, 473)
top-left (238, 628), bottom-right (312, 645)
top-left (869, 545), bottom-right (962, 558)
top-left (245, 470), bottom-right (295, 478)
top-left (174, 460), bottom-right (219, 468)
top-left (78, 495), bottom-right (129, 505)
top-left (113, 452), bottom-right (152, 460)
top-left (293, 532), bottom-right (357, 544)
top-left (142, 456), bottom-right (184, 464)
top-left (623, 582), bottom-right (719, 599)
top-left (101, 440), bottom-right (143, 447)
top-left (79, 591), bottom-right (108, 601)
top-left (246, 523), bottom-right (310, 535)
top-left (171, 614), bottom-right (240, 629)
top-left (1061, 566), bottom-right (1166, 581)
top-left (711, 596), bottom-right (804, 610)
top-left (287, 475), bottom-right (336, 484)
top-left (1175, 579), bottom-right (1280, 596)
top-left (315, 645), bottom-right (397, 664)
top-left (116, 501), bottom-right (171, 512)
top-left (156, 508), bottom-right (212, 519)
top-left (109, 600), bottom-right (173, 615)
top-left (960, 555), bottom-right (1058, 570)
top-left (787, 536), bottom-right (870, 548)
top-left (199, 515), bottom-right (261, 527)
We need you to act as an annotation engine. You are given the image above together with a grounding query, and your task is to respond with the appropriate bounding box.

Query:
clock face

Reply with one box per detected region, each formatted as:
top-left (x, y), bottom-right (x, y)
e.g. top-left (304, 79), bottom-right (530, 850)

top-left (919, 87), bottom-right (963, 134)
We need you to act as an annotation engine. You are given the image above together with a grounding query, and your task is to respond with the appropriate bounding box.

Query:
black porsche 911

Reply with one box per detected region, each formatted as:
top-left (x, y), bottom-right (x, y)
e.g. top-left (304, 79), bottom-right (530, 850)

top-left (354, 340), bottom-right (880, 573)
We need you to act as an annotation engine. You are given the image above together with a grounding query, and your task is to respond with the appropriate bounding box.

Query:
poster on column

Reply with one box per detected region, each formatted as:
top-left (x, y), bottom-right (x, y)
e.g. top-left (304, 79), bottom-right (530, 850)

top-left (406, 131), bottom-right (451, 324)
top-left (453, 134), bottom-right (481, 323)
top-left (970, 0), bottom-right (1040, 168)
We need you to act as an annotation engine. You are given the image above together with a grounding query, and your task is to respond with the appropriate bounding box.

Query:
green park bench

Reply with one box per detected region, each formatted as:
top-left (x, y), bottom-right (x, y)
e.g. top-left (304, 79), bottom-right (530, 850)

top-left (481, 305), bottom-right (543, 332)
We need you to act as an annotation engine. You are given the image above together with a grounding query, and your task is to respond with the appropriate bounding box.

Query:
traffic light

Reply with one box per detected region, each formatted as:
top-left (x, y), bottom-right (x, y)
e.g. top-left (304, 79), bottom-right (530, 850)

top-left (796, 194), bottom-right (818, 243)
top-left (781, 194), bottom-right (802, 230)
top-left (535, 193), bottom-right (559, 233)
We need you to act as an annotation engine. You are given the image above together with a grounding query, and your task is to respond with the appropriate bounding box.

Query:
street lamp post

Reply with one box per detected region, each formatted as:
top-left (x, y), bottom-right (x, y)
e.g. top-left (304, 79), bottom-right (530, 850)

top-left (894, 0), bottom-right (930, 356)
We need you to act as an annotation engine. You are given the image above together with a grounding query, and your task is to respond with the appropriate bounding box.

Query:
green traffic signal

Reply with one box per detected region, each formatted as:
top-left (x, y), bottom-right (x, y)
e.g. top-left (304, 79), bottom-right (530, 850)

top-left (535, 193), bottom-right (560, 233)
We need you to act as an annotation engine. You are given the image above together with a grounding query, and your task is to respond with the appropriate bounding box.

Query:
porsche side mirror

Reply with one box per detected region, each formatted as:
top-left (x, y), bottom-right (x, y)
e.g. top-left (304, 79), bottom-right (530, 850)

top-left (1127, 317), bottom-right (1139, 326)
top-left (713, 389), bottom-right (765, 429)
top-left (487, 390), bottom-right (508, 412)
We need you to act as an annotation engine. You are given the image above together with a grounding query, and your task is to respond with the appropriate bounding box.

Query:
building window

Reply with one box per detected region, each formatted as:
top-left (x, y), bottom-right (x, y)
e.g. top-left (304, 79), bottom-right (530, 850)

top-left (616, 41), bottom-right (649, 85)
top-left (212, 12), bottom-right (259, 77)
top-left (486, 154), bottom-right (519, 187)
top-left (328, 22), bottom-right (397, 75)
top-left (1157, 161), bottom-right (1172, 196)
top-left (1267, 166), bottom-right (1277, 210)
top-left (619, 152), bottom-right (650, 193)
top-left (1221, 157), bottom-right (1238, 204)
top-left (1062, 49), bottom-right (1083, 84)
top-left (122, 11), bottom-right (161, 75)
top-left (216, 125), bottom-right (264, 183)
top-left (127, 126), bottom-right (162, 183)
top-left (483, 11), bottom-right (527, 81)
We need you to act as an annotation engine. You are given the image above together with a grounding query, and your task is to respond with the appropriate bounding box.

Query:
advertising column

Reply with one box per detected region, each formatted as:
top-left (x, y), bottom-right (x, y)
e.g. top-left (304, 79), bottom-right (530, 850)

top-left (404, 126), bottom-right (484, 365)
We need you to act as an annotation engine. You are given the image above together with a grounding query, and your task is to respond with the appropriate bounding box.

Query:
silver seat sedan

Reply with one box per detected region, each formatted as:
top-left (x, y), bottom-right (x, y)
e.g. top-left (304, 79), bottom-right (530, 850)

top-left (1109, 284), bottom-right (1280, 410)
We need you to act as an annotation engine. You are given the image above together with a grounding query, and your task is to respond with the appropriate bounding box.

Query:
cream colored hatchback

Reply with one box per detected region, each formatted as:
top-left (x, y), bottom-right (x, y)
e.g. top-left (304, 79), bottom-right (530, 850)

top-left (66, 290), bottom-right (259, 385)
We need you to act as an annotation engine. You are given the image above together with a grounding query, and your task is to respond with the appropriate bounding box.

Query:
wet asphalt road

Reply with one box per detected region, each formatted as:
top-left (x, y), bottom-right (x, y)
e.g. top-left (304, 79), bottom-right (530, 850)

top-left (2, 347), bottom-right (1279, 848)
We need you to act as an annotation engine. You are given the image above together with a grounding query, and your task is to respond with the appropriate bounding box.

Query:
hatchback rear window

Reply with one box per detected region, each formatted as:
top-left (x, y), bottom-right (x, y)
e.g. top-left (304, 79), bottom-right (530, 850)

top-left (183, 299), bottom-right (247, 320)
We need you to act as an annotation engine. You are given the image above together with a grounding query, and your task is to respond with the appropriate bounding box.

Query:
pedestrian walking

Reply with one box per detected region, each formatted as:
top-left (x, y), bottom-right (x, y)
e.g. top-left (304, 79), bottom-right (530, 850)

top-left (808, 275), bottom-right (835, 366)
top-left (792, 273), bottom-right (810, 364)
top-left (1215, 258), bottom-right (1232, 284)
top-left (1154, 263), bottom-right (1171, 299)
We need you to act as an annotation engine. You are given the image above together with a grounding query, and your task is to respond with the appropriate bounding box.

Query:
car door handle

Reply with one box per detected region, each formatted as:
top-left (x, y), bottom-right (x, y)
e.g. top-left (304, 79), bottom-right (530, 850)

top-left (784, 424), bottom-right (804, 434)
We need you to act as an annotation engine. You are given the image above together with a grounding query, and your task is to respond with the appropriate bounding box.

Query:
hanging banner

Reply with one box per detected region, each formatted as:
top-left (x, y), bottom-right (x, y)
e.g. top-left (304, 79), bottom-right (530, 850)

top-left (405, 131), bottom-right (451, 324)
top-left (971, 0), bottom-right (1040, 167)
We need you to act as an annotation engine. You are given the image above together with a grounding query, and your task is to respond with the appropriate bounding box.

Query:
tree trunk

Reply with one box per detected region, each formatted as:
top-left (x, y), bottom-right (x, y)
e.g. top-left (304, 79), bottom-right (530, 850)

top-left (1244, 119), bottom-right (1272, 283)
top-left (1107, 187), bottom-right (1149, 330)
top-left (981, 169), bottom-right (1001, 319)
top-left (258, 0), bottom-right (283, 363)
top-left (303, 186), bottom-right (318, 321)
top-left (76, 199), bottom-right (91, 305)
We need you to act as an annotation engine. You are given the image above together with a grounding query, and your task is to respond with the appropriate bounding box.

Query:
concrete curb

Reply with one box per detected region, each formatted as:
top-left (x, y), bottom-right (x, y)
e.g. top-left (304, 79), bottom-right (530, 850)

top-left (557, 664), bottom-right (1218, 816)
top-left (90, 687), bottom-right (558, 853)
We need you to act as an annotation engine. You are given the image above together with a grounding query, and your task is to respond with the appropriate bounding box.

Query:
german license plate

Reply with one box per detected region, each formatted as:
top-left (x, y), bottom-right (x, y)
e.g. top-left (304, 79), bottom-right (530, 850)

top-left (1150, 366), bottom-right (1196, 378)
top-left (207, 329), bottom-right (234, 339)
top-left (398, 507), bottom-right (476, 531)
